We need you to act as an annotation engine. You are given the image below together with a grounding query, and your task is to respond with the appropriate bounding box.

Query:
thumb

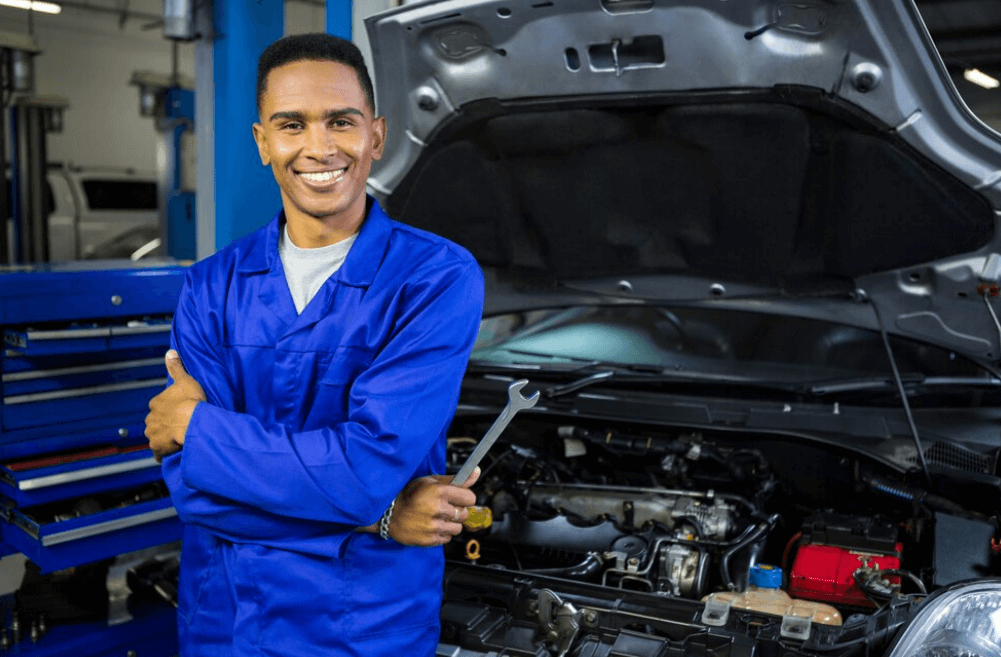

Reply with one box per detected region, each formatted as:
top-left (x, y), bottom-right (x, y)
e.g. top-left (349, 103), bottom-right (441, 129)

top-left (458, 466), bottom-right (480, 489)
top-left (165, 349), bottom-right (191, 382)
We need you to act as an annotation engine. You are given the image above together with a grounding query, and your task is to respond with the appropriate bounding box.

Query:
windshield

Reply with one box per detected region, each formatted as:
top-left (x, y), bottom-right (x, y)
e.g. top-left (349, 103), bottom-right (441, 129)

top-left (472, 305), bottom-right (991, 387)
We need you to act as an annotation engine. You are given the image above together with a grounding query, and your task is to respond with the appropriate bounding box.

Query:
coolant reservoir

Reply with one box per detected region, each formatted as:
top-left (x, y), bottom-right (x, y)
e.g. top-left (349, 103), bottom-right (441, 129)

top-left (703, 565), bottom-right (843, 626)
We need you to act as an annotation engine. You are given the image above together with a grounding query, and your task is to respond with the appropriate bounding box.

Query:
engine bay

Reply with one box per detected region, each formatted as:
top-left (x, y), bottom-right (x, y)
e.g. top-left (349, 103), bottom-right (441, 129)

top-left (440, 412), bottom-right (1001, 656)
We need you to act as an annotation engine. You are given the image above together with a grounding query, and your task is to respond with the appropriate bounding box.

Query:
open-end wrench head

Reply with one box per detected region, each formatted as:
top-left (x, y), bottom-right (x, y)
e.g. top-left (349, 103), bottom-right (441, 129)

top-left (508, 379), bottom-right (540, 409)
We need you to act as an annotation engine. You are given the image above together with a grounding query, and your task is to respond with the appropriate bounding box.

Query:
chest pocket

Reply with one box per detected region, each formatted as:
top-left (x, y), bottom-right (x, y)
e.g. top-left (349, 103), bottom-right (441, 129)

top-left (304, 347), bottom-right (375, 430)
top-left (317, 347), bottom-right (373, 385)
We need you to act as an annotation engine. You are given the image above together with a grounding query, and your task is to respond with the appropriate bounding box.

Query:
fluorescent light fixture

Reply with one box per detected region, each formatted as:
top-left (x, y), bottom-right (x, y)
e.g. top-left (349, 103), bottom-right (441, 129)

top-left (964, 68), bottom-right (1000, 89)
top-left (0, 0), bottom-right (61, 14)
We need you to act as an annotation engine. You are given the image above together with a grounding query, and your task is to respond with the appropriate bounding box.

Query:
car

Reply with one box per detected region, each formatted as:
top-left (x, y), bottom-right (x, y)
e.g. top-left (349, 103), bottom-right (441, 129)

top-left (83, 225), bottom-right (163, 261)
top-left (5, 164), bottom-right (158, 262)
top-left (364, 0), bottom-right (1001, 655)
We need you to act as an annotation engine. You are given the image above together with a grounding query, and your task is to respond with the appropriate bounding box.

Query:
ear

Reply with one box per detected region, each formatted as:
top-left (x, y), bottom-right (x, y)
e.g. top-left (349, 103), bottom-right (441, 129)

top-left (252, 123), bottom-right (271, 166)
top-left (371, 116), bottom-right (387, 161)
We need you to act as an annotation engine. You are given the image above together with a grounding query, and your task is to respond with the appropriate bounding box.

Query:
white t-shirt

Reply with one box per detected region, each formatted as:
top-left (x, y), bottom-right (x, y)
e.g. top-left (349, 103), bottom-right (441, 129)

top-left (278, 224), bottom-right (358, 314)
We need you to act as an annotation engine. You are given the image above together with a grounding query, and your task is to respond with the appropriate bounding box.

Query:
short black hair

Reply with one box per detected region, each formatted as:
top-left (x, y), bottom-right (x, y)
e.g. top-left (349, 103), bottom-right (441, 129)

top-left (256, 33), bottom-right (376, 116)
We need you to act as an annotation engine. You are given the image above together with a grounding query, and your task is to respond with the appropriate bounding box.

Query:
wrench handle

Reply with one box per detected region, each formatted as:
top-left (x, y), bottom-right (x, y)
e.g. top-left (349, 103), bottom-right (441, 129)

top-left (451, 405), bottom-right (513, 486)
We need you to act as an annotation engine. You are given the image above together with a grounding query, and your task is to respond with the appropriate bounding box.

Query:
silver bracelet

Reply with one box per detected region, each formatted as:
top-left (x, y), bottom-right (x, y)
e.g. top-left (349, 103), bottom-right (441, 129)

top-left (378, 498), bottom-right (396, 540)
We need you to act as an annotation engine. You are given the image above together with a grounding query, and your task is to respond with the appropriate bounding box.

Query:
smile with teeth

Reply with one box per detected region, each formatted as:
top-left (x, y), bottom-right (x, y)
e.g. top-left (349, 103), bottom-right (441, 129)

top-left (298, 167), bottom-right (347, 183)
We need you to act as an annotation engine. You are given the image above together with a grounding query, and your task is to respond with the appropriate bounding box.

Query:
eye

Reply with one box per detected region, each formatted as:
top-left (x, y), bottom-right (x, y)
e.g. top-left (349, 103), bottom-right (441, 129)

top-left (279, 121), bottom-right (304, 131)
top-left (331, 118), bottom-right (355, 129)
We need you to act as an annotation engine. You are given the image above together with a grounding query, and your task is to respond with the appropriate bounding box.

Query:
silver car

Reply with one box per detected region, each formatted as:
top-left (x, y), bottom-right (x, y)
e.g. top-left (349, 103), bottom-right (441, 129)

top-left (366, 1), bottom-right (1001, 655)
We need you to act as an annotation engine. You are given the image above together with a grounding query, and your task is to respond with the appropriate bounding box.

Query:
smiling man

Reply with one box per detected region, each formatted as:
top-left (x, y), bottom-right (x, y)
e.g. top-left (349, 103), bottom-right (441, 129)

top-left (143, 33), bottom-right (485, 657)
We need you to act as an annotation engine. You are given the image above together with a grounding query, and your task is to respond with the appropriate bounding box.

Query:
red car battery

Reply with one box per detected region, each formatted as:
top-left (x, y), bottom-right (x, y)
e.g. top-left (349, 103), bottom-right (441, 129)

top-left (788, 513), bottom-right (902, 608)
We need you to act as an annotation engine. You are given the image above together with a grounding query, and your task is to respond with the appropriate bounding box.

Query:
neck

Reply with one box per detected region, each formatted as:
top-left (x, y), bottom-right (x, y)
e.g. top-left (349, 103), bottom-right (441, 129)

top-left (284, 200), bottom-right (367, 248)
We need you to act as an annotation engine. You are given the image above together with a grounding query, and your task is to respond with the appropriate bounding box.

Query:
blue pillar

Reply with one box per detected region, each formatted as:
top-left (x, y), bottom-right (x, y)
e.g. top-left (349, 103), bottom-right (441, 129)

top-left (327, 0), bottom-right (352, 40)
top-left (196, 0), bottom-right (283, 259)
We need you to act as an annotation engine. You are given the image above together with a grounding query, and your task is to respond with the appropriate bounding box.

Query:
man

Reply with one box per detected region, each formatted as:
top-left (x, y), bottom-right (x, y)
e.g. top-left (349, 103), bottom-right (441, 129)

top-left (144, 33), bottom-right (484, 657)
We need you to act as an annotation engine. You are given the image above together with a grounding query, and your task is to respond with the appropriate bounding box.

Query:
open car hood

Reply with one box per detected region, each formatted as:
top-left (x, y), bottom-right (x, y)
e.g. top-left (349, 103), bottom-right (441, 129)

top-left (365, 0), bottom-right (1001, 364)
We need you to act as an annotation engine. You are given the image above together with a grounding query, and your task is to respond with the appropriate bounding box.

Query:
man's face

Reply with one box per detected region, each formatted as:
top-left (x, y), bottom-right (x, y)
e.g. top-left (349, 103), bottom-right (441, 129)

top-left (252, 59), bottom-right (386, 241)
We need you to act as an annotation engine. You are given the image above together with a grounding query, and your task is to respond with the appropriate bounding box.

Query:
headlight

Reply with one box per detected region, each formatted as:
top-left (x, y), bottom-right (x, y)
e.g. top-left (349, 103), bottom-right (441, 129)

top-left (889, 580), bottom-right (1001, 657)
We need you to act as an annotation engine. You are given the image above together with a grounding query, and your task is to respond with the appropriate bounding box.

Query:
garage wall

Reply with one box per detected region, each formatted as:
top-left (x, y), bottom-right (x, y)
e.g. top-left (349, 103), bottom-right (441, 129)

top-left (0, 6), bottom-right (196, 174)
top-left (286, 1), bottom-right (327, 37)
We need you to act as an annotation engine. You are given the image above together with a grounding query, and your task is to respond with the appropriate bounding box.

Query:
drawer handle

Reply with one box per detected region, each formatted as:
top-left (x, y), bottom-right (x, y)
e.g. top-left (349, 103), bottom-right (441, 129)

top-left (19, 328), bottom-right (111, 341)
top-left (4, 378), bottom-right (167, 405)
top-left (109, 325), bottom-right (172, 336)
top-left (3, 357), bottom-right (163, 383)
top-left (10, 324), bottom-right (170, 342)
top-left (18, 457), bottom-right (160, 491)
top-left (41, 507), bottom-right (178, 546)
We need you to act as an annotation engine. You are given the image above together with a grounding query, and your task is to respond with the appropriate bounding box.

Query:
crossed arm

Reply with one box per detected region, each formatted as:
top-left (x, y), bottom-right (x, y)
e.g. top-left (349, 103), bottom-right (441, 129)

top-left (144, 350), bottom-right (478, 546)
top-left (145, 356), bottom-right (479, 546)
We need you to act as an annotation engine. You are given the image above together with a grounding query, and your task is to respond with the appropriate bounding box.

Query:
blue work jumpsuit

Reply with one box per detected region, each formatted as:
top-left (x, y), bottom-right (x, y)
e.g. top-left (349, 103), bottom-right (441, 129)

top-left (160, 198), bottom-right (484, 656)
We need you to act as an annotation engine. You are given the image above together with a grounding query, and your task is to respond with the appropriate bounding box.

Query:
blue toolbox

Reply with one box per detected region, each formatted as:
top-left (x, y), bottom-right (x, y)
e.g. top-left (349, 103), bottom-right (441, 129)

top-left (0, 261), bottom-right (186, 653)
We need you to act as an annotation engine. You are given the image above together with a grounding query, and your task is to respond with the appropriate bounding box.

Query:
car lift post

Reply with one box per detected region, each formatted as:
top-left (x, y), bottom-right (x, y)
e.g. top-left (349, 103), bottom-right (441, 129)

top-left (189, 0), bottom-right (283, 259)
top-left (328, 0), bottom-right (352, 39)
top-left (131, 66), bottom-right (196, 260)
top-left (10, 95), bottom-right (67, 265)
top-left (0, 31), bottom-right (43, 265)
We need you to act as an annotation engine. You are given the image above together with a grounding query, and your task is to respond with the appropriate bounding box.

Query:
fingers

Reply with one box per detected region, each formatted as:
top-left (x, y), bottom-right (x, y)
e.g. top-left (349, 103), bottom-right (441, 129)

top-left (446, 504), bottom-right (471, 525)
top-left (442, 484), bottom-right (476, 509)
top-left (436, 512), bottom-right (467, 538)
top-left (393, 470), bottom-right (485, 546)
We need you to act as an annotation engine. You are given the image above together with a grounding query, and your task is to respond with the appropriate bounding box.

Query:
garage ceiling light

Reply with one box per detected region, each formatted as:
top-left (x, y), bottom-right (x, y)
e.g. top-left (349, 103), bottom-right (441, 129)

top-left (963, 68), bottom-right (1000, 89)
top-left (0, 0), bottom-right (61, 14)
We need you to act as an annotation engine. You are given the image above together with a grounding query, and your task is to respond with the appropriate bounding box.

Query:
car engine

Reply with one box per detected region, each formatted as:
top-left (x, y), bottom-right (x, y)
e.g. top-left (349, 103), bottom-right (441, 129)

top-left (439, 412), bottom-right (1001, 657)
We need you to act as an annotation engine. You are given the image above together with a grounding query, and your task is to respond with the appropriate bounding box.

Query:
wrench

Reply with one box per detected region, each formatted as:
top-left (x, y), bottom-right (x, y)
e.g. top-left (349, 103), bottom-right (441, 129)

top-left (451, 379), bottom-right (539, 485)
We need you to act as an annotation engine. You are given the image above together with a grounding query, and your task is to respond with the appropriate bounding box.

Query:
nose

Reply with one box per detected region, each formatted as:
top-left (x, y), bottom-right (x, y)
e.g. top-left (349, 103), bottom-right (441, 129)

top-left (303, 124), bottom-right (336, 160)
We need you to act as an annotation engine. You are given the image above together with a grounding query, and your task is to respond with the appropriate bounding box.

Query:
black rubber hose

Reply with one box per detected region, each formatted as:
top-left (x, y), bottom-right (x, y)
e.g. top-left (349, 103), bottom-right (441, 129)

top-left (525, 552), bottom-right (604, 578)
top-left (720, 514), bottom-right (781, 590)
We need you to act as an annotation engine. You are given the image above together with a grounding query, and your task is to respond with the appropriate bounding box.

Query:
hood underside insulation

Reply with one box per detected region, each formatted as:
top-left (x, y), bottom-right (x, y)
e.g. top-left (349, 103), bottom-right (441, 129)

top-left (388, 98), bottom-right (994, 287)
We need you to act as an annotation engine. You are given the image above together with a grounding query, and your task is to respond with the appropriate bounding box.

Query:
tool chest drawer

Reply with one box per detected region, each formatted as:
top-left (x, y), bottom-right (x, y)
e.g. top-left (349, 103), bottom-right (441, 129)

top-left (0, 483), bottom-right (181, 573)
top-left (4, 317), bottom-right (173, 356)
top-left (0, 444), bottom-right (161, 507)
top-left (1, 342), bottom-right (168, 433)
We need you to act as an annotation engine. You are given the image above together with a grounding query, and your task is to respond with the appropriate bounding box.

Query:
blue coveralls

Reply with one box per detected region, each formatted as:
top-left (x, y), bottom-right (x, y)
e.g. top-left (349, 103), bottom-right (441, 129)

top-left (160, 198), bottom-right (484, 656)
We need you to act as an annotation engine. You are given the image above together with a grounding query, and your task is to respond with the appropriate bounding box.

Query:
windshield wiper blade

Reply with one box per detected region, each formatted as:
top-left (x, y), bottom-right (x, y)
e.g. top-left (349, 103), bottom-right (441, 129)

top-left (546, 370), bottom-right (617, 397)
top-left (805, 376), bottom-right (922, 396)
top-left (544, 367), bottom-right (786, 399)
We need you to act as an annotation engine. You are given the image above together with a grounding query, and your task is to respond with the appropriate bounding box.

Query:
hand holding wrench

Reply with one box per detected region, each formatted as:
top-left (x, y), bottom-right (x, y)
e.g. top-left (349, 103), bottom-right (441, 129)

top-left (451, 379), bottom-right (539, 485)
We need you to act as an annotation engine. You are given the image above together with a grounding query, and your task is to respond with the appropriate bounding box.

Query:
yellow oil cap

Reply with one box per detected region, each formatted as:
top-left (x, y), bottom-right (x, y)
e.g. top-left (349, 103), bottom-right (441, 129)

top-left (463, 505), bottom-right (493, 531)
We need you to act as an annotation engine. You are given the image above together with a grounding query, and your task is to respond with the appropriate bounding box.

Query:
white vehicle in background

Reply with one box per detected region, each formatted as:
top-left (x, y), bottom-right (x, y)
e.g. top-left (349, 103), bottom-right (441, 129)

top-left (6, 164), bottom-right (158, 262)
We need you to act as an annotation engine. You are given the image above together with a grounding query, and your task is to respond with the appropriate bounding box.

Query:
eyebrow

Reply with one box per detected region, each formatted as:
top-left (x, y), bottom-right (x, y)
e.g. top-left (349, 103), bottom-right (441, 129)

top-left (268, 108), bottom-right (365, 123)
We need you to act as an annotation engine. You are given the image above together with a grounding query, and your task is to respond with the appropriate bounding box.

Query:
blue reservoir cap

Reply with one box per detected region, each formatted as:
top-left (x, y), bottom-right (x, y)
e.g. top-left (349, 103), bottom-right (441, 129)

top-left (748, 564), bottom-right (783, 589)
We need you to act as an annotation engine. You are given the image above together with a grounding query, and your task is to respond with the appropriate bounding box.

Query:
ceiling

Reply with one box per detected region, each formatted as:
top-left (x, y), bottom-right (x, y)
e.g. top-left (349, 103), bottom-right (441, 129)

top-left (916, 0), bottom-right (1001, 123)
top-left (917, 0), bottom-right (1001, 73)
